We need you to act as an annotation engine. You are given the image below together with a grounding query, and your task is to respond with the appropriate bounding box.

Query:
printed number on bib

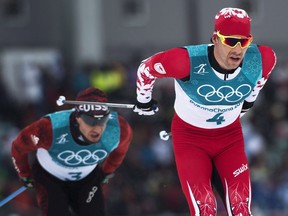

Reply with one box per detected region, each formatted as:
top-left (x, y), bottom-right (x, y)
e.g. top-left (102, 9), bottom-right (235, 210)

top-left (206, 113), bottom-right (225, 125)
top-left (65, 172), bottom-right (82, 180)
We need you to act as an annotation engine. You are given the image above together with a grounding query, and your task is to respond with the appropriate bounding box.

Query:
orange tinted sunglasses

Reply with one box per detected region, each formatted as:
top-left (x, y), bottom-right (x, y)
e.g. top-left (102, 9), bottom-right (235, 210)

top-left (217, 31), bottom-right (253, 49)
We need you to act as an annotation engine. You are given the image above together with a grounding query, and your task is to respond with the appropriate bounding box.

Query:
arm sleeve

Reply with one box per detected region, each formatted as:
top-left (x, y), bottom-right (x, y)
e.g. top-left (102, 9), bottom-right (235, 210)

top-left (101, 116), bottom-right (133, 174)
top-left (11, 118), bottom-right (53, 178)
top-left (241, 45), bottom-right (277, 115)
top-left (136, 47), bottom-right (190, 103)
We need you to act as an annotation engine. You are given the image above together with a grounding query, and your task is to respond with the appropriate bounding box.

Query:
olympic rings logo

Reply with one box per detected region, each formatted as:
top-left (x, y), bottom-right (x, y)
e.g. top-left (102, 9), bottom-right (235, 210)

top-left (57, 149), bottom-right (107, 165)
top-left (197, 84), bottom-right (251, 103)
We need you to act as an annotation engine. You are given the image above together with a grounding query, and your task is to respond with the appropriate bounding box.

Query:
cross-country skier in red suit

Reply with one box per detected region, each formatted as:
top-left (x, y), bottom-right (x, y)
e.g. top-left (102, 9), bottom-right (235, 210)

top-left (133, 7), bottom-right (277, 216)
top-left (11, 87), bottom-right (133, 216)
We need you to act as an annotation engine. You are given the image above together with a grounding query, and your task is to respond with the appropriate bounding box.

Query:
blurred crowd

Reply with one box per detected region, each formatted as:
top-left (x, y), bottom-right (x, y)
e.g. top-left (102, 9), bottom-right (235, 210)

top-left (0, 52), bottom-right (288, 216)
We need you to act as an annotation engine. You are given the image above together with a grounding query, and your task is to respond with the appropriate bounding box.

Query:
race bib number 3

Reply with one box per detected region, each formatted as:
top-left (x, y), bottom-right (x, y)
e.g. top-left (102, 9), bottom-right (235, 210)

top-left (65, 172), bottom-right (83, 181)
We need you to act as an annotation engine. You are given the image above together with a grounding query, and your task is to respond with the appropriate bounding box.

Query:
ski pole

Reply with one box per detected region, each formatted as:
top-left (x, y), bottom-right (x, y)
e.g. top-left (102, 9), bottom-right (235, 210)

top-left (0, 186), bottom-right (27, 207)
top-left (56, 96), bottom-right (135, 109)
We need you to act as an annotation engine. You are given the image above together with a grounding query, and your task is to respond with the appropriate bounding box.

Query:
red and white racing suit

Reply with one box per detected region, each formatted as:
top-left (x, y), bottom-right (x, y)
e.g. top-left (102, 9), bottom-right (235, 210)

top-left (136, 44), bottom-right (276, 215)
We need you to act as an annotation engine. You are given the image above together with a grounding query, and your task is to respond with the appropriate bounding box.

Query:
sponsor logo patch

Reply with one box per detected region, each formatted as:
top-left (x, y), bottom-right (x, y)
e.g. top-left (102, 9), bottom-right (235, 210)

top-left (31, 134), bottom-right (40, 145)
top-left (233, 164), bottom-right (248, 177)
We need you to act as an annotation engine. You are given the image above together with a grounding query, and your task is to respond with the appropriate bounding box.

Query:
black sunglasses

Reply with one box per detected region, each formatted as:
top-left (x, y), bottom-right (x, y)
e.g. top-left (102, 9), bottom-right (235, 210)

top-left (80, 113), bottom-right (110, 126)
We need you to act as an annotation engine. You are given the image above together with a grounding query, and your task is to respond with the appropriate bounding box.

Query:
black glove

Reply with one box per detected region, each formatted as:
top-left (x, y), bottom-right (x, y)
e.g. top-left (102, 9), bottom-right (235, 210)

top-left (21, 176), bottom-right (34, 188)
top-left (96, 167), bottom-right (115, 185)
top-left (133, 99), bottom-right (159, 115)
top-left (101, 173), bottom-right (115, 184)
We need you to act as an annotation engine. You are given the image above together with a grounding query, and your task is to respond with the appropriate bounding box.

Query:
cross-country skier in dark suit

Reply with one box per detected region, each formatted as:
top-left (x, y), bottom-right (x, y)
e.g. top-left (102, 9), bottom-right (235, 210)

top-left (11, 87), bottom-right (133, 216)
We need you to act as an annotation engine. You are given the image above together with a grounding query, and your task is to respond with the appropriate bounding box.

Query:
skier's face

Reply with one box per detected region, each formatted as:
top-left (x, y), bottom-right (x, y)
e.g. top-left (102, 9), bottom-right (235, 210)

top-left (76, 116), bottom-right (107, 143)
top-left (212, 34), bottom-right (250, 70)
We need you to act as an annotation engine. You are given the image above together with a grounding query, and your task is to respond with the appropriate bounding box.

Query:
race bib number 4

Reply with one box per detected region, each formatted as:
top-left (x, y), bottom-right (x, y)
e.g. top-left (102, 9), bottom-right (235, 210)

top-left (206, 113), bottom-right (225, 125)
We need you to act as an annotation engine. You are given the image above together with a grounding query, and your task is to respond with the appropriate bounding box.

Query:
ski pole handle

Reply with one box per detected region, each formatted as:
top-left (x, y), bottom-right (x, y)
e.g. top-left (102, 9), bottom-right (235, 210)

top-left (159, 130), bottom-right (172, 141)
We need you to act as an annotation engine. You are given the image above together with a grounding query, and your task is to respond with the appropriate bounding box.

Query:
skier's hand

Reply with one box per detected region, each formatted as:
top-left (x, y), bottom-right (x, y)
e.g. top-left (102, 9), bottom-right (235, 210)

top-left (133, 99), bottom-right (159, 116)
top-left (21, 176), bottom-right (34, 188)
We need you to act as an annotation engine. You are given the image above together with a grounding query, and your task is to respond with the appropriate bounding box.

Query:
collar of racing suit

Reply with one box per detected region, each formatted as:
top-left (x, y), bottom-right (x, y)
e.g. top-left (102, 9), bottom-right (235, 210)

top-left (69, 112), bottom-right (95, 146)
top-left (208, 45), bottom-right (243, 80)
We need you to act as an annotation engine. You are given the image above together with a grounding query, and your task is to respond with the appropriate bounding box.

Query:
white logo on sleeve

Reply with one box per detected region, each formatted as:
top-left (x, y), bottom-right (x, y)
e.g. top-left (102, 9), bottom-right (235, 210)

top-left (154, 63), bottom-right (166, 74)
top-left (31, 135), bottom-right (40, 145)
